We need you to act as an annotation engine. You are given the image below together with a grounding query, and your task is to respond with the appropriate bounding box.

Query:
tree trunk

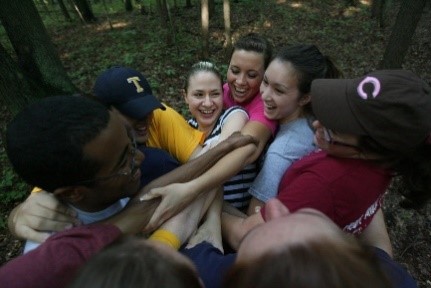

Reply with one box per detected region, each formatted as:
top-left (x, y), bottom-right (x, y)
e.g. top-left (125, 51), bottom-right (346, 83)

top-left (156, 0), bottom-right (173, 46)
top-left (223, 0), bottom-right (232, 50)
top-left (344, 0), bottom-right (356, 6)
top-left (124, 0), bottom-right (133, 12)
top-left (102, 0), bottom-right (114, 29)
top-left (66, 0), bottom-right (83, 21)
top-left (0, 43), bottom-right (45, 114)
top-left (201, 0), bottom-right (209, 59)
top-left (208, 0), bottom-right (215, 19)
top-left (58, 0), bottom-right (72, 21)
top-left (37, 0), bottom-right (51, 15)
top-left (371, 0), bottom-right (386, 27)
top-left (0, 0), bottom-right (78, 98)
top-left (380, 0), bottom-right (426, 69)
top-left (72, 0), bottom-right (97, 22)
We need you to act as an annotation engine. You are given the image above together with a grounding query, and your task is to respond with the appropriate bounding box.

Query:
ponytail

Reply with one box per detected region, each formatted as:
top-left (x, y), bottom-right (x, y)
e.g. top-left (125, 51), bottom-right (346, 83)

top-left (323, 55), bottom-right (343, 79)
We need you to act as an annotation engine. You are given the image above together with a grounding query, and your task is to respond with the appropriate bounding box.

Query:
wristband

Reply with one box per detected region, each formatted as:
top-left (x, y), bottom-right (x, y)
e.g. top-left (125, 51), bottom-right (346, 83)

top-left (149, 229), bottom-right (181, 250)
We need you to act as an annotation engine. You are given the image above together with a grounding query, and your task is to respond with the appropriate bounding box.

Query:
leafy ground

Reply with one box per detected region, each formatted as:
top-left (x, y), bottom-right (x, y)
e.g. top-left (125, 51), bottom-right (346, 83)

top-left (0, 0), bottom-right (430, 286)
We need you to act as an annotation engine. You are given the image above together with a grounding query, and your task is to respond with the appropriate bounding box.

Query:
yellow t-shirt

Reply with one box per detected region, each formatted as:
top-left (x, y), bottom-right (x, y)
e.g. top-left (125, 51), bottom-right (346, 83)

top-left (147, 105), bottom-right (204, 163)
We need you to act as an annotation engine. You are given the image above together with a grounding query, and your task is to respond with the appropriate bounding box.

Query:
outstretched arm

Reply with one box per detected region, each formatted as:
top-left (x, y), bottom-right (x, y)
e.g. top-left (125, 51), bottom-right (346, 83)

top-left (133, 132), bottom-right (258, 203)
top-left (359, 208), bottom-right (393, 257)
top-left (141, 121), bottom-right (270, 228)
top-left (149, 187), bottom-right (222, 249)
top-left (141, 111), bottom-right (250, 234)
top-left (186, 189), bottom-right (224, 252)
top-left (221, 202), bottom-right (265, 250)
top-left (8, 132), bottom-right (256, 243)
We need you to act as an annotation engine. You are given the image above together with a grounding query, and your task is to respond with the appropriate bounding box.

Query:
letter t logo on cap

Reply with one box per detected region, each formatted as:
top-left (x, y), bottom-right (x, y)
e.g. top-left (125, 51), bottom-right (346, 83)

top-left (127, 77), bottom-right (144, 93)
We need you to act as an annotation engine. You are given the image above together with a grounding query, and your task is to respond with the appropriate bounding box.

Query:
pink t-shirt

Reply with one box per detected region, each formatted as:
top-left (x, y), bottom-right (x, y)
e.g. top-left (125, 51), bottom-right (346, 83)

top-left (223, 83), bottom-right (277, 135)
top-left (261, 150), bottom-right (392, 235)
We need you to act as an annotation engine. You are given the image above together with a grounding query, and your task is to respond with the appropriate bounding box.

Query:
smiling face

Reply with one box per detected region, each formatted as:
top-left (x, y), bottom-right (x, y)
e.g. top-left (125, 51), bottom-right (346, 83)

top-left (261, 60), bottom-right (309, 124)
top-left (227, 50), bottom-right (265, 104)
top-left (116, 110), bottom-right (153, 144)
top-left (184, 71), bottom-right (223, 135)
top-left (81, 111), bottom-right (144, 211)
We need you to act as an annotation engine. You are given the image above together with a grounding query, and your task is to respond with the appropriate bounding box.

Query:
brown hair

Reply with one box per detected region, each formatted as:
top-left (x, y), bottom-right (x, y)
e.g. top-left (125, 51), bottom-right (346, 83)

top-left (69, 236), bottom-right (201, 288)
top-left (231, 33), bottom-right (273, 69)
top-left (224, 238), bottom-right (391, 288)
top-left (274, 44), bottom-right (342, 117)
top-left (183, 61), bottom-right (223, 92)
top-left (358, 135), bottom-right (431, 209)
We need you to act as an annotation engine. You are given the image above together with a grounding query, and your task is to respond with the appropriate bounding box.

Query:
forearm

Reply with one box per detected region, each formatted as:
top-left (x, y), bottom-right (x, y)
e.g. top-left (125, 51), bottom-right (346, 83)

top-left (221, 202), bottom-right (247, 249)
top-left (247, 197), bottom-right (265, 216)
top-left (205, 189), bottom-right (223, 221)
top-left (240, 120), bottom-right (272, 163)
top-left (155, 187), bottom-right (220, 245)
top-left (183, 143), bottom-right (257, 199)
top-left (139, 136), bottom-right (246, 195)
top-left (103, 198), bottom-right (161, 234)
top-left (359, 208), bottom-right (393, 257)
top-left (222, 202), bottom-right (264, 250)
top-left (182, 122), bottom-right (270, 200)
top-left (221, 211), bottom-right (247, 250)
top-left (186, 191), bottom-right (224, 251)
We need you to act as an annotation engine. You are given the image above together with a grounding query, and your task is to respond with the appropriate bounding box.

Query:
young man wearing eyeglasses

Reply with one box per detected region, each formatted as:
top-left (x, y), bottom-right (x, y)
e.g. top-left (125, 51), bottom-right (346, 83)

top-left (5, 95), bottom-right (256, 255)
top-left (6, 66), bottom-right (188, 243)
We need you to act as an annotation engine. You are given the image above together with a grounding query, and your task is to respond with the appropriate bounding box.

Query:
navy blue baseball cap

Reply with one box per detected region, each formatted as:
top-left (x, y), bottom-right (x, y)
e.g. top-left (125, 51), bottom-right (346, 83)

top-left (93, 66), bottom-right (165, 119)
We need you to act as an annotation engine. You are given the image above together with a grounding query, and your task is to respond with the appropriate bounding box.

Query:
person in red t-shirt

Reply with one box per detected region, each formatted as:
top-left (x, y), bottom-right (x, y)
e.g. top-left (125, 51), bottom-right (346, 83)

top-left (222, 70), bottom-right (431, 256)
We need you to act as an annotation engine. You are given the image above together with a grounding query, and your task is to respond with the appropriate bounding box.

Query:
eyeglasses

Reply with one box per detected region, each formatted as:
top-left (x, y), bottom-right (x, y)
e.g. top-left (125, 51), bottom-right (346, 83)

top-left (76, 130), bottom-right (138, 185)
top-left (323, 127), bottom-right (360, 149)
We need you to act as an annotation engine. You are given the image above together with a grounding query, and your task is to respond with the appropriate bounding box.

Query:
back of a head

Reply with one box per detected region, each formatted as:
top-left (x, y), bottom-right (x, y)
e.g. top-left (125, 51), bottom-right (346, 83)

top-left (275, 44), bottom-right (342, 96)
top-left (224, 239), bottom-right (391, 288)
top-left (69, 237), bottom-right (202, 288)
top-left (232, 33), bottom-right (273, 68)
top-left (6, 95), bottom-right (110, 191)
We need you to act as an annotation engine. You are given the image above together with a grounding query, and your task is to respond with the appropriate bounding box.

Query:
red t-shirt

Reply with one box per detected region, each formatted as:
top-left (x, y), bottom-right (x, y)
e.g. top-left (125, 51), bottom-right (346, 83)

top-left (261, 151), bottom-right (392, 235)
top-left (0, 224), bottom-right (121, 288)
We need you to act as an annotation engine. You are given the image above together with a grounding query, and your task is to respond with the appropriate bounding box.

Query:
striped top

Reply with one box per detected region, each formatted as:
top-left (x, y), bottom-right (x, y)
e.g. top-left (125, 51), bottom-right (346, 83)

top-left (188, 106), bottom-right (257, 211)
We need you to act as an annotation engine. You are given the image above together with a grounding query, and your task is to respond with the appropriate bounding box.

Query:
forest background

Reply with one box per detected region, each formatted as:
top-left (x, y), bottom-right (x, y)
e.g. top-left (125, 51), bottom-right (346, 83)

top-left (0, 0), bottom-right (430, 287)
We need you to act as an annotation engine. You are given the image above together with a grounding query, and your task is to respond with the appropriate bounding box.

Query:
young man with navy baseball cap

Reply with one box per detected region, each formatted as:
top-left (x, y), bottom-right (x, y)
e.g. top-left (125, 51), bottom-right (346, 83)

top-left (93, 66), bottom-right (204, 163)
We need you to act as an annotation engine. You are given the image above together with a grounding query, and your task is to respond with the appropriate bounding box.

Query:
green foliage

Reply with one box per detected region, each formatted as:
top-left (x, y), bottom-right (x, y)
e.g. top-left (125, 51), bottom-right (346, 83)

top-left (0, 154), bottom-right (28, 205)
top-left (0, 24), bottom-right (14, 55)
top-left (0, 216), bottom-right (6, 230)
top-left (123, 52), bottom-right (136, 65)
top-left (92, 0), bottom-right (124, 14)
top-left (218, 64), bottom-right (229, 81)
top-left (165, 67), bottom-right (176, 77)
top-left (149, 79), bottom-right (160, 91)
